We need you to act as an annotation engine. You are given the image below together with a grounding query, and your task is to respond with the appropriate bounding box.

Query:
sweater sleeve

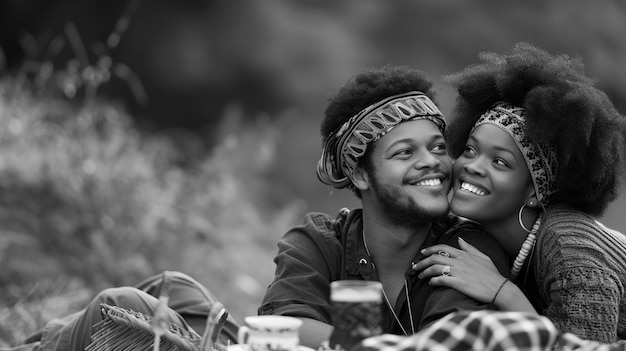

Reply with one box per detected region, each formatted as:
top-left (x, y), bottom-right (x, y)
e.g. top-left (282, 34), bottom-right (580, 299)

top-left (534, 214), bottom-right (625, 343)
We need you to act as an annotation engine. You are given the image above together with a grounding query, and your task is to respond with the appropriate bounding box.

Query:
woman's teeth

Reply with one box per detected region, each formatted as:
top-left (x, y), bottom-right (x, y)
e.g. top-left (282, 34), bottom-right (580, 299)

top-left (461, 182), bottom-right (486, 195)
top-left (416, 179), bottom-right (441, 186)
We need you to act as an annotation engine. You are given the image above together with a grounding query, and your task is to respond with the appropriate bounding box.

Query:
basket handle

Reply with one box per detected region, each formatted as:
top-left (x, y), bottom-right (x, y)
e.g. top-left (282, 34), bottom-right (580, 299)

top-left (152, 271), bottom-right (174, 350)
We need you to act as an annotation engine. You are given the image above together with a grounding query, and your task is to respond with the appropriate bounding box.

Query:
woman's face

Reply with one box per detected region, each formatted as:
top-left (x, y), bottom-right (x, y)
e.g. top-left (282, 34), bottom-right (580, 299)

top-left (450, 124), bottom-right (535, 227)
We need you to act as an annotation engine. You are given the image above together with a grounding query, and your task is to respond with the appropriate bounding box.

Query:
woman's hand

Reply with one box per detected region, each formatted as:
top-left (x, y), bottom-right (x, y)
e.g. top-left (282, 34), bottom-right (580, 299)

top-left (412, 237), bottom-right (509, 305)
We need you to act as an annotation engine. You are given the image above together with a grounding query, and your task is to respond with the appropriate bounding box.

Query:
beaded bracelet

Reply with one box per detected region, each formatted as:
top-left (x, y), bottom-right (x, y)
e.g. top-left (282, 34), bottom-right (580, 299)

top-left (491, 278), bottom-right (510, 305)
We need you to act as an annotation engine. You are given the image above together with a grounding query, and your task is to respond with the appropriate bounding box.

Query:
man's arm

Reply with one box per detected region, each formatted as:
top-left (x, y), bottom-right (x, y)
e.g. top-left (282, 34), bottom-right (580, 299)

top-left (259, 213), bottom-right (343, 348)
top-left (296, 317), bottom-right (333, 349)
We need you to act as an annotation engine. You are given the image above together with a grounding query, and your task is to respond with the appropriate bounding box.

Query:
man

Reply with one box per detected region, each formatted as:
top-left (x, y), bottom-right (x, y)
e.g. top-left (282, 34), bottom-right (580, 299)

top-left (3, 65), bottom-right (509, 351)
top-left (257, 65), bottom-right (510, 347)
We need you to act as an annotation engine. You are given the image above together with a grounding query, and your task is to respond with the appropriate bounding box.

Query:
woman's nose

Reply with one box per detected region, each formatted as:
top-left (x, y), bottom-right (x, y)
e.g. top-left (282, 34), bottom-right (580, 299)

top-left (463, 158), bottom-right (486, 176)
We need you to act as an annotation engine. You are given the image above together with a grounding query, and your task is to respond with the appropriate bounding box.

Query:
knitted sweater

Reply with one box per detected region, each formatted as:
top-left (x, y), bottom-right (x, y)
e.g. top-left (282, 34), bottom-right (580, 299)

top-left (530, 204), bottom-right (626, 343)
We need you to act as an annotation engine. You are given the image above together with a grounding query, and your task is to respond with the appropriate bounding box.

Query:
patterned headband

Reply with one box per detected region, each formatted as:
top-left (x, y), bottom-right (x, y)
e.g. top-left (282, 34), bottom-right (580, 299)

top-left (317, 91), bottom-right (446, 189)
top-left (474, 102), bottom-right (558, 206)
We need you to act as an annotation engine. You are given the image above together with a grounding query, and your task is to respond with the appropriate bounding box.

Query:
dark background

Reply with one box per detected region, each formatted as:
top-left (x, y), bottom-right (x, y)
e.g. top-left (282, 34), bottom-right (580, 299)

top-left (3, 0), bottom-right (625, 223)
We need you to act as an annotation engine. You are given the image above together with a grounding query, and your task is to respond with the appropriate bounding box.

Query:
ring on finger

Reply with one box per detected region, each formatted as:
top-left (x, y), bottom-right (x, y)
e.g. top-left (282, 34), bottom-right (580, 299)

top-left (441, 265), bottom-right (451, 276)
top-left (438, 250), bottom-right (450, 258)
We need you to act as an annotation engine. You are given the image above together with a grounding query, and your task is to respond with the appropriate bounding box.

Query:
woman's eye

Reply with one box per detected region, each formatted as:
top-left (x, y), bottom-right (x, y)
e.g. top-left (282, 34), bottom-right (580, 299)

top-left (494, 158), bottom-right (510, 168)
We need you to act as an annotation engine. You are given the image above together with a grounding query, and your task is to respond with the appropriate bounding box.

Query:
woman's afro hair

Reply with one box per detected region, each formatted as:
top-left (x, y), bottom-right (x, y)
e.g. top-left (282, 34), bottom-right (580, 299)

top-left (445, 42), bottom-right (626, 216)
top-left (321, 64), bottom-right (438, 140)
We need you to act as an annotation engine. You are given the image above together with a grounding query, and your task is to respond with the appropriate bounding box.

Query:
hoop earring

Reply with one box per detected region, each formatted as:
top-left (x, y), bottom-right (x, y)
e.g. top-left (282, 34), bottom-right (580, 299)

top-left (518, 203), bottom-right (533, 233)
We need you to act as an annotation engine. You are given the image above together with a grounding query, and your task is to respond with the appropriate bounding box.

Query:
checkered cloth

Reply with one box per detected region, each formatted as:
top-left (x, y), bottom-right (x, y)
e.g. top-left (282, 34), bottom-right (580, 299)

top-left (354, 310), bottom-right (625, 351)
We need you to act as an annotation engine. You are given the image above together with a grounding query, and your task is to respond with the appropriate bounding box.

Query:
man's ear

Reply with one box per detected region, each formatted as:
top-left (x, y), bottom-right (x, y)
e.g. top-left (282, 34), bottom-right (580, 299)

top-left (351, 166), bottom-right (370, 191)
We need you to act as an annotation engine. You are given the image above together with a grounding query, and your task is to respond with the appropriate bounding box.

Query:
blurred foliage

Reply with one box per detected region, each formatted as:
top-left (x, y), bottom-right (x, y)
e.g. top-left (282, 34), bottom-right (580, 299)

top-left (0, 79), bottom-right (303, 346)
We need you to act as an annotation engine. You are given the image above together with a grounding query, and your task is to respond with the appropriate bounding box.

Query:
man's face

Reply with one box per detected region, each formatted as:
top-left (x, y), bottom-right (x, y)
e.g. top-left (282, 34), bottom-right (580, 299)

top-left (362, 119), bottom-right (452, 227)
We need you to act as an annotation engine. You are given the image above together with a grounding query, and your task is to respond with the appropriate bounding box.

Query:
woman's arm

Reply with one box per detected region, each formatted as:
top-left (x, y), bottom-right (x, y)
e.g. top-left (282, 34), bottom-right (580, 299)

top-left (413, 238), bottom-right (537, 313)
top-left (490, 277), bottom-right (537, 313)
top-left (535, 220), bottom-right (623, 342)
top-left (540, 267), bottom-right (621, 342)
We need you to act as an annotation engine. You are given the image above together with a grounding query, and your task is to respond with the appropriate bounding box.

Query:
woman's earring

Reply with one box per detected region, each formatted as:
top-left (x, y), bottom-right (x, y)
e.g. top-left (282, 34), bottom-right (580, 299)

top-left (518, 203), bottom-right (532, 233)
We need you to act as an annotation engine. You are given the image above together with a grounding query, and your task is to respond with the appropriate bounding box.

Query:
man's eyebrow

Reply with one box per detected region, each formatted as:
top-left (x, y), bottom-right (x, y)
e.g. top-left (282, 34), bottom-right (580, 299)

top-left (386, 133), bottom-right (444, 149)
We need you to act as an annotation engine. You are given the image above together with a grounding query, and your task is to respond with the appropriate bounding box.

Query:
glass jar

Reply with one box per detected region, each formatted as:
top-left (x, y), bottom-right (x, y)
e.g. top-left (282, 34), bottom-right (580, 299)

top-left (327, 280), bottom-right (383, 351)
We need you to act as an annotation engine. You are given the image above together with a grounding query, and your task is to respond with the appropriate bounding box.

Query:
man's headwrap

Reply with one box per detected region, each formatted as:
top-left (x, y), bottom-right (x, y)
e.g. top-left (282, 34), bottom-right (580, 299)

top-left (317, 91), bottom-right (446, 189)
top-left (474, 102), bottom-right (558, 206)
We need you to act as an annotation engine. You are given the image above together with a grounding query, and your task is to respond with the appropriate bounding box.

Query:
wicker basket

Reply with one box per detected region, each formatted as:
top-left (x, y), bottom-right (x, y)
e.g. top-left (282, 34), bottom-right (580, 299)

top-left (84, 271), bottom-right (231, 351)
top-left (85, 302), bottom-right (202, 351)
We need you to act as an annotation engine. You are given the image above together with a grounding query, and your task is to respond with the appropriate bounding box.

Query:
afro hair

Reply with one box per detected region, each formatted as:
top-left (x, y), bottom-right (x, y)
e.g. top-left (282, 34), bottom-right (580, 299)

top-left (445, 42), bottom-right (626, 216)
top-left (321, 65), bottom-right (438, 140)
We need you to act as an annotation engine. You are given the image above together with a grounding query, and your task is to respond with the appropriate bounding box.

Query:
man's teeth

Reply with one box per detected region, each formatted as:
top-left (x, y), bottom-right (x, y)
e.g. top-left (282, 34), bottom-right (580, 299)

top-left (416, 179), bottom-right (441, 186)
top-left (461, 182), bottom-right (486, 195)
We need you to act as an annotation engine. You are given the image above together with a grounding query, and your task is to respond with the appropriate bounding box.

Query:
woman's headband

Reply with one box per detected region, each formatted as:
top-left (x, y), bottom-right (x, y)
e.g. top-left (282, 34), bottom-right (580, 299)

top-left (474, 102), bottom-right (558, 206)
top-left (317, 91), bottom-right (446, 189)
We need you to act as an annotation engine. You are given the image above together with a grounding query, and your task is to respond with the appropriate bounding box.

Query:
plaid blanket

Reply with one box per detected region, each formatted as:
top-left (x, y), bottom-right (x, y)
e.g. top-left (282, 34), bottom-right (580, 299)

top-left (354, 311), bottom-right (625, 351)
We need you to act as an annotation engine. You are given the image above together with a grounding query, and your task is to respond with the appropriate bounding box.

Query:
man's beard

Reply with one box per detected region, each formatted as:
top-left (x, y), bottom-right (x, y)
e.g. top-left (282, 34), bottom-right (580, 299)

top-left (370, 176), bottom-right (448, 228)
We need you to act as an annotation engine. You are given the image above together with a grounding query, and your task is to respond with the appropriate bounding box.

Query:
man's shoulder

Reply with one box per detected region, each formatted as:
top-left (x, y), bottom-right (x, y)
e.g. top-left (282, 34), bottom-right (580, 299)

top-left (450, 215), bottom-right (482, 230)
top-left (299, 212), bottom-right (339, 239)
top-left (439, 216), bottom-right (497, 247)
top-left (298, 208), bottom-right (361, 238)
top-left (434, 214), bottom-right (478, 236)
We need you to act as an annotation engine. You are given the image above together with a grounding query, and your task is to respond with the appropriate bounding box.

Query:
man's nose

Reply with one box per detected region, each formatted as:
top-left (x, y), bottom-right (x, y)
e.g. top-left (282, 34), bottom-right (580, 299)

top-left (413, 150), bottom-right (441, 169)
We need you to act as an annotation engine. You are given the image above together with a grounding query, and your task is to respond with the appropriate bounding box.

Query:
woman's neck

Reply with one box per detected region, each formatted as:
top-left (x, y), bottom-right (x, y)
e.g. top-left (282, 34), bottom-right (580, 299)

top-left (481, 209), bottom-right (541, 259)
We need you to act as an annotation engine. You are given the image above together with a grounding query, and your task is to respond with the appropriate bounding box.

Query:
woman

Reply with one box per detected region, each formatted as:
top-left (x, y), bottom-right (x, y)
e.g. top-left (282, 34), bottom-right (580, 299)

top-left (413, 42), bottom-right (626, 342)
